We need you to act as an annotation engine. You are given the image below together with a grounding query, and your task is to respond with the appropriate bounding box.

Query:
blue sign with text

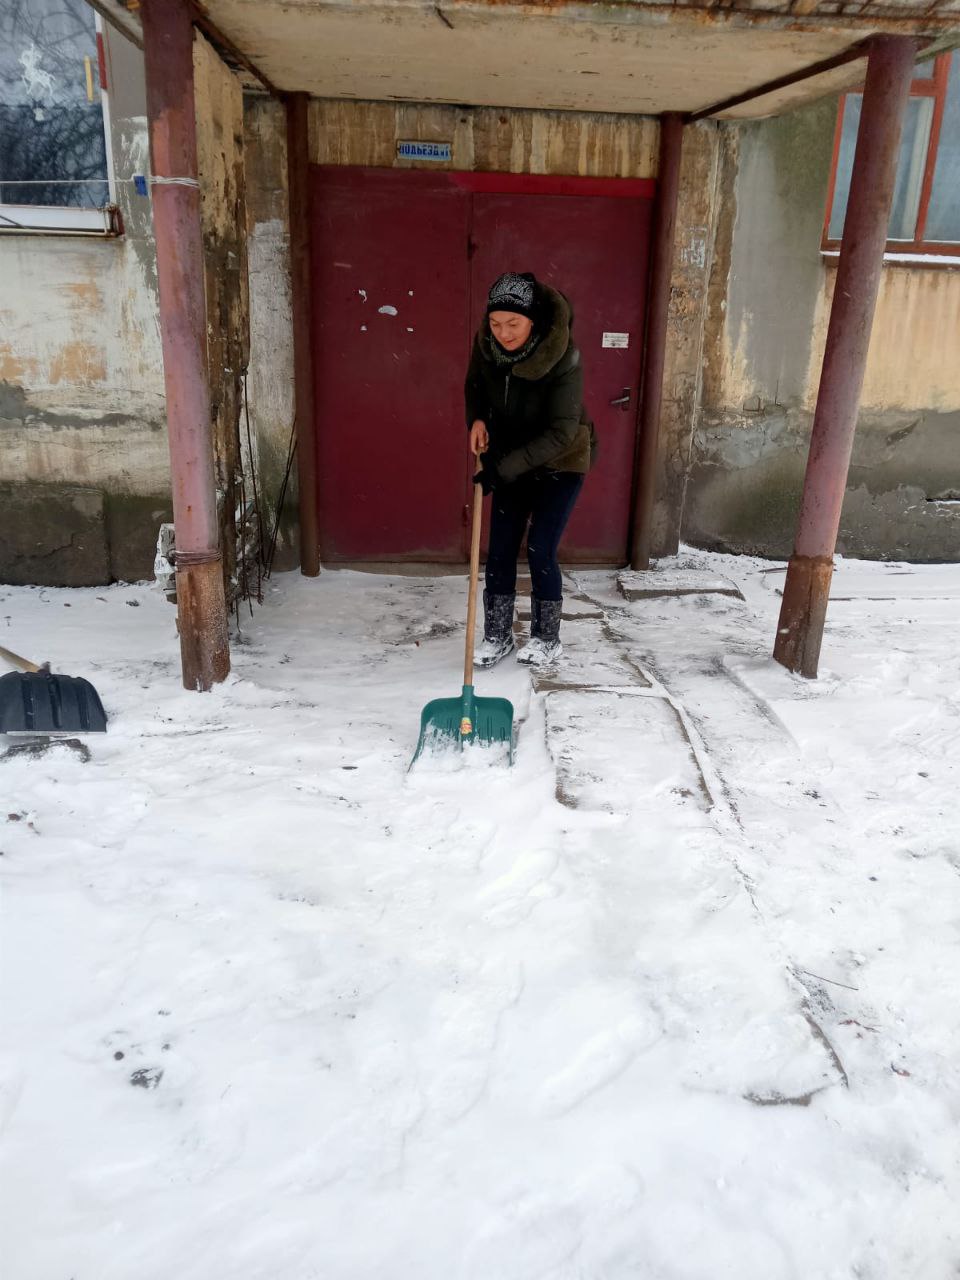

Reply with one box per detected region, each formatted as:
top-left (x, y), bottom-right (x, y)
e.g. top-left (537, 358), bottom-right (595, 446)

top-left (397, 140), bottom-right (452, 162)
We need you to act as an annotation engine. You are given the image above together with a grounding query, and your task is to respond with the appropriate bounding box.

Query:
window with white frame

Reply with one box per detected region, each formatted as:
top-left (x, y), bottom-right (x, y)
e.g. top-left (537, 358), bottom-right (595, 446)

top-left (824, 51), bottom-right (960, 257)
top-left (0, 0), bottom-right (117, 233)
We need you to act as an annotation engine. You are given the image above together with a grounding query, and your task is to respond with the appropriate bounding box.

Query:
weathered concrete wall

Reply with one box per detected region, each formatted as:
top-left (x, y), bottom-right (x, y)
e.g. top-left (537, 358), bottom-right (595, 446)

top-left (0, 24), bottom-right (261, 589)
top-left (243, 94), bottom-right (298, 572)
top-left (310, 100), bottom-right (659, 176)
top-left (688, 98), bottom-right (960, 562)
top-left (653, 120), bottom-right (720, 558)
top-left (0, 22), bottom-right (170, 584)
top-left (193, 31), bottom-right (250, 596)
top-left (810, 265), bottom-right (960, 414)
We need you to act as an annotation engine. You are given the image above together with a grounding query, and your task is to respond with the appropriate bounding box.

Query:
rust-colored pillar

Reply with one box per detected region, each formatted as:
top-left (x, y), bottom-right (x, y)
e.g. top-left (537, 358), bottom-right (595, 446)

top-left (630, 112), bottom-right (684, 571)
top-left (141, 0), bottom-right (229, 690)
top-left (285, 92), bottom-right (321, 577)
top-left (774, 36), bottom-right (917, 678)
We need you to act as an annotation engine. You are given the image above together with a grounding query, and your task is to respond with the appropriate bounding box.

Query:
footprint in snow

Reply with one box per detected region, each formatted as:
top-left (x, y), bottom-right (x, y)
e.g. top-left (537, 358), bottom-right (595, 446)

top-left (536, 1013), bottom-right (660, 1117)
top-left (462, 1190), bottom-right (583, 1280)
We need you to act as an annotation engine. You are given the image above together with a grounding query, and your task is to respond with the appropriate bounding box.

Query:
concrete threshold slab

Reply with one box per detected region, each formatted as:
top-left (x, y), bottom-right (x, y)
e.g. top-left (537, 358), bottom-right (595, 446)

top-left (618, 568), bottom-right (745, 602)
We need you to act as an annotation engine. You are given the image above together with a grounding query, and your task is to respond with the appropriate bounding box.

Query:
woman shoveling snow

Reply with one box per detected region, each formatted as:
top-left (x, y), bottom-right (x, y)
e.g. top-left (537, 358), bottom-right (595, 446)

top-left (466, 271), bottom-right (596, 669)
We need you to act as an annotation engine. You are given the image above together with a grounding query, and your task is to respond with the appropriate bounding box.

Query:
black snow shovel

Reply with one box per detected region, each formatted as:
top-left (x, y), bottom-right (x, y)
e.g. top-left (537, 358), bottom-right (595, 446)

top-left (0, 643), bottom-right (107, 734)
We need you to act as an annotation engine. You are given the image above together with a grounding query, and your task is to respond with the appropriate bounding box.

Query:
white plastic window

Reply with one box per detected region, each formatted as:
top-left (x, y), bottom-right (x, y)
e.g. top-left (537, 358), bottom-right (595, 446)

top-left (0, 0), bottom-right (115, 233)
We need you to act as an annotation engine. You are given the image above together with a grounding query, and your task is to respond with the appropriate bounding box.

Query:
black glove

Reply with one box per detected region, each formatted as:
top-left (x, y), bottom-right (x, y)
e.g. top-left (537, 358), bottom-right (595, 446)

top-left (473, 452), bottom-right (500, 496)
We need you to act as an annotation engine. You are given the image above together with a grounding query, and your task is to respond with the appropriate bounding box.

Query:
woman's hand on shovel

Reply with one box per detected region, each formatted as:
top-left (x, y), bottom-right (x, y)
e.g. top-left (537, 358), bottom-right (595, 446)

top-left (469, 420), bottom-right (488, 457)
top-left (470, 421), bottom-right (498, 492)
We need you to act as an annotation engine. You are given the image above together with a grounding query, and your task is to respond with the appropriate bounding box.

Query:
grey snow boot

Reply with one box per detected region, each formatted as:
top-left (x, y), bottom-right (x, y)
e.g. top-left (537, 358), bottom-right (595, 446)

top-left (518, 597), bottom-right (563, 666)
top-left (474, 591), bottom-right (516, 668)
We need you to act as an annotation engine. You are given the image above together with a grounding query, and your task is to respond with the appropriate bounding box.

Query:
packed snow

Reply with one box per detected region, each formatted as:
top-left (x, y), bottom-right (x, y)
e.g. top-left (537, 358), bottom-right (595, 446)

top-left (1, 549), bottom-right (958, 1279)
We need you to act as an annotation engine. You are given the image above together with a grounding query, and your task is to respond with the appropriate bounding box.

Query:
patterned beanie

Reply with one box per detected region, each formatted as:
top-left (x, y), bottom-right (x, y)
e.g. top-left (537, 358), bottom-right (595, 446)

top-left (486, 271), bottom-right (539, 320)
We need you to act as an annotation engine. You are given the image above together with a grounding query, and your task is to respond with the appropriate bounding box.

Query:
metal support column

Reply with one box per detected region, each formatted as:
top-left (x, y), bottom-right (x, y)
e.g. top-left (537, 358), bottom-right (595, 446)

top-left (141, 0), bottom-right (230, 690)
top-left (774, 36), bottom-right (918, 677)
top-left (630, 111), bottom-right (684, 571)
top-left (285, 92), bottom-right (321, 577)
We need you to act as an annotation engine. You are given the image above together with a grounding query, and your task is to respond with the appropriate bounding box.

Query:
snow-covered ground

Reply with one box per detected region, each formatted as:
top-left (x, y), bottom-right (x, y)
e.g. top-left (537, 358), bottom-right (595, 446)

top-left (1, 549), bottom-right (958, 1279)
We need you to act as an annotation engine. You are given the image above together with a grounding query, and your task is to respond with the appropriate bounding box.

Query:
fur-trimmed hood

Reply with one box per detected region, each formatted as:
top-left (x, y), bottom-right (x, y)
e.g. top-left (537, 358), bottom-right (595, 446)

top-left (476, 284), bottom-right (574, 382)
top-left (464, 282), bottom-right (595, 479)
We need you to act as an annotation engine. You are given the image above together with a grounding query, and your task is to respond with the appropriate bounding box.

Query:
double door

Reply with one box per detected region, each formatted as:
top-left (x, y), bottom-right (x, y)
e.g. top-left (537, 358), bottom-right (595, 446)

top-left (310, 166), bottom-right (652, 562)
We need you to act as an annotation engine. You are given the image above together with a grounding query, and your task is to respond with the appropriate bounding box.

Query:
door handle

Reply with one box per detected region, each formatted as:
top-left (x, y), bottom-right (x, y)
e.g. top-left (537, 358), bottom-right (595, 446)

top-left (609, 388), bottom-right (631, 411)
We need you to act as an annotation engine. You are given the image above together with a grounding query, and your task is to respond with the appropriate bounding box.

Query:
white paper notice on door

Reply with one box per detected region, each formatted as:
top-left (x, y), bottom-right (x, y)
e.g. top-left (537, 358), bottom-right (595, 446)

top-left (602, 332), bottom-right (630, 349)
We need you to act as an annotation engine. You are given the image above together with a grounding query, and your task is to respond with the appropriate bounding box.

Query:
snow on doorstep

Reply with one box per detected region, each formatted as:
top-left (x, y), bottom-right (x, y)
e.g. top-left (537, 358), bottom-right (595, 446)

top-left (618, 567), bottom-right (744, 601)
top-left (1, 553), bottom-right (959, 1280)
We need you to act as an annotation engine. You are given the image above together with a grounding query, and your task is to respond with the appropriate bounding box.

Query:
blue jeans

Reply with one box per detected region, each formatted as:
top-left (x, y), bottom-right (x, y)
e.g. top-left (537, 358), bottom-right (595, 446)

top-left (485, 471), bottom-right (584, 601)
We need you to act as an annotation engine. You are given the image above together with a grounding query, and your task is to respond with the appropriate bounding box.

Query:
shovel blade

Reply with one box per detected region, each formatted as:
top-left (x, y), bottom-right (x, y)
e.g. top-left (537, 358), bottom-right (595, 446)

top-left (0, 670), bottom-right (108, 734)
top-left (412, 686), bottom-right (514, 765)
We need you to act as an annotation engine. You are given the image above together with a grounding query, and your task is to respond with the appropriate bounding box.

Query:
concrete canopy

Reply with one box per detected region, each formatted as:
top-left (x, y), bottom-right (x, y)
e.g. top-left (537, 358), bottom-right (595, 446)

top-left (167, 0), bottom-right (960, 119)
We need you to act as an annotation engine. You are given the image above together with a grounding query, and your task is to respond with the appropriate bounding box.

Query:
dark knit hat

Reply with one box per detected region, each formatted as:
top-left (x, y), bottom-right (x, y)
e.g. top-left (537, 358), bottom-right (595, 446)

top-left (486, 271), bottom-right (539, 320)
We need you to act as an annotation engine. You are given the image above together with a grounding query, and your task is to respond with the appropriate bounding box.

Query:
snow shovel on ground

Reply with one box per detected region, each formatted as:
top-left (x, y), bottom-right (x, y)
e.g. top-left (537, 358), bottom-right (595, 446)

top-left (0, 643), bottom-right (107, 734)
top-left (412, 468), bottom-right (514, 766)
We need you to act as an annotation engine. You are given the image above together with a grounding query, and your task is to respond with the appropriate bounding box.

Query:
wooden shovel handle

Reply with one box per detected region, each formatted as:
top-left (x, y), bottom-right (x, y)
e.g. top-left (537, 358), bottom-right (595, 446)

top-left (463, 466), bottom-right (484, 685)
top-left (0, 644), bottom-right (42, 674)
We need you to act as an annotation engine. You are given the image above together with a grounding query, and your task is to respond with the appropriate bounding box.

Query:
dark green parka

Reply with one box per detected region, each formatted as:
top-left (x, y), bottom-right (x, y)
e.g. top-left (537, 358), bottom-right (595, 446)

top-left (464, 284), bottom-right (596, 482)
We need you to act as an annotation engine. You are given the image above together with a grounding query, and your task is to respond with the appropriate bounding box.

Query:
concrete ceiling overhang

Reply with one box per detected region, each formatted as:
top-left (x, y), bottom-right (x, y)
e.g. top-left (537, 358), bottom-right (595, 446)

top-left (103, 0), bottom-right (960, 118)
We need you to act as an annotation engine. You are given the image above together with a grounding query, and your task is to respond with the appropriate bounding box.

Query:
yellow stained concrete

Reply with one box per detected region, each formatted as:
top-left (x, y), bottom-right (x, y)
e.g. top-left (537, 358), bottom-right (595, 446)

top-left (710, 257), bottom-right (960, 418)
top-left (47, 340), bottom-right (107, 386)
top-left (805, 265), bottom-right (960, 412)
top-left (0, 237), bottom-right (162, 410)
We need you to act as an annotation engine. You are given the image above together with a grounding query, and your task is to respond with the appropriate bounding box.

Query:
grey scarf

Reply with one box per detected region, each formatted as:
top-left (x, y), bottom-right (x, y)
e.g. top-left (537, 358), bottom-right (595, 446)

top-left (490, 329), bottom-right (542, 367)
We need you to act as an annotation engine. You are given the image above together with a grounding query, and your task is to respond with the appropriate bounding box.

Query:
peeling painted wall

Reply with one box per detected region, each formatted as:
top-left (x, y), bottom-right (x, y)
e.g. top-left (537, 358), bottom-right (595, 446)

top-left (243, 94), bottom-right (298, 571)
top-left (654, 120), bottom-right (720, 558)
top-left (688, 98), bottom-right (960, 562)
top-left (0, 22), bottom-right (260, 589)
top-left (0, 22), bottom-right (169, 584)
top-left (704, 99), bottom-right (836, 414)
top-left (310, 100), bottom-right (659, 177)
top-left (193, 30), bottom-right (250, 595)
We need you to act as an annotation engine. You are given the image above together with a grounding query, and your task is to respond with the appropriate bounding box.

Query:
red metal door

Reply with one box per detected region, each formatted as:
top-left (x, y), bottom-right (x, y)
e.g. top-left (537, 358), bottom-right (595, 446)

top-left (310, 168), bottom-right (652, 563)
top-left (468, 183), bottom-right (652, 562)
top-left (311, 168), bottom-right (470, 561)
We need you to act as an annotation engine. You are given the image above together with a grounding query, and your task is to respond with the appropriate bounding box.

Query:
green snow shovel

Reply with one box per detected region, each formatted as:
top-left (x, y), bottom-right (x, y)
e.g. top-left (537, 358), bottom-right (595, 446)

top-left (412, 468), bottom-right (514, 766)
